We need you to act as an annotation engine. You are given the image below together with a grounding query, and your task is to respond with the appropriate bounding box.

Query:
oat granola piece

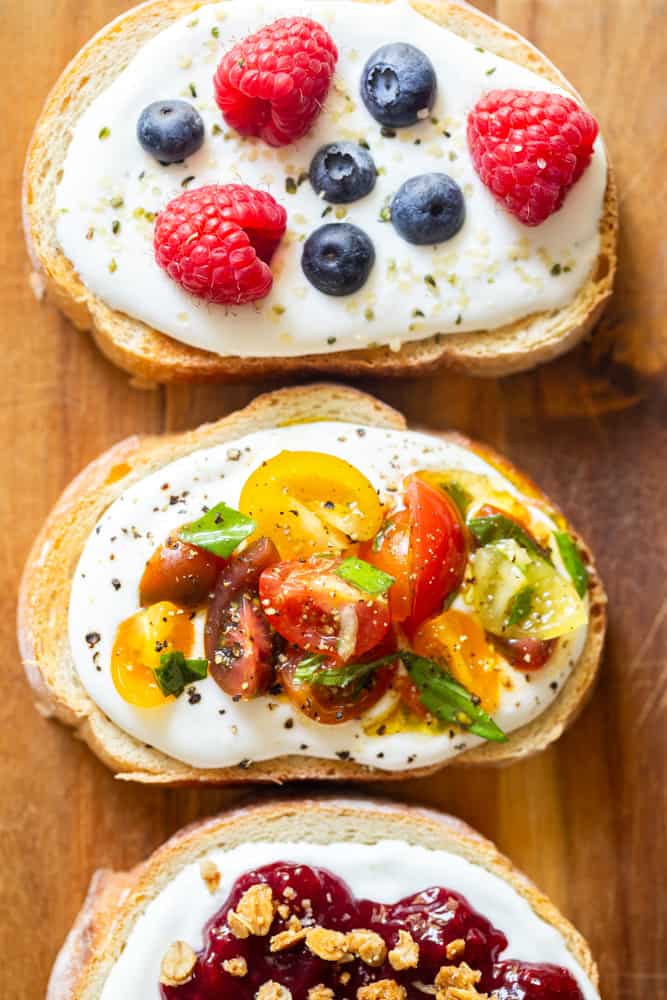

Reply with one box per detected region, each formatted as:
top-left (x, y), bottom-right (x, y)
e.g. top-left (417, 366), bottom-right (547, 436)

top-left (308, 987), bottom-right (335, 1000)
top-left (199, 859), bottom-right (221, 894)
top-left (388, 929), bottom-right (420, 971)
top-left (306, 926), bottom-right (350, 961)
top-left (256, 982), bottom-right (293, 1000)
top-left (270, 917), bottom-right (308, 952)
top-left (435, 962), bottom-right (486, 1000)
top-left (357, 979), bottom-right (407, 1000)
top-left (228, 883), bottom-right (275, 939)
top-left (222, 956), bottom-right (248, 977)
top-left (159, 941), bottom-right (197, 986)
top-left (445, 939), bottom-right (466, 961)
top-left (346, 928), bottom-right (387, 967)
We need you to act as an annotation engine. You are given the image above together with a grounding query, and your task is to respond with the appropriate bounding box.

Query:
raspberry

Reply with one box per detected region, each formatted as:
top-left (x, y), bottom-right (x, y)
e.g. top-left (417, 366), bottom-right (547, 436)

top-left (154, 184), bottom-right (287, 305)
top-left (467, 89), bottom-right (599, 226)
top-left (213, 17), bottom-right (338, 147)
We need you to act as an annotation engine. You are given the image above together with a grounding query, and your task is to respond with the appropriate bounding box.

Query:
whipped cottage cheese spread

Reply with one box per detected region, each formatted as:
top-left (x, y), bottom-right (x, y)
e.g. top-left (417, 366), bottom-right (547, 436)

top-left (99, 839), bottom-right (599, 999)
top-left (55, 0), bottom-right (607, 358)
top-left (68, 422), bottom-right (588, 772)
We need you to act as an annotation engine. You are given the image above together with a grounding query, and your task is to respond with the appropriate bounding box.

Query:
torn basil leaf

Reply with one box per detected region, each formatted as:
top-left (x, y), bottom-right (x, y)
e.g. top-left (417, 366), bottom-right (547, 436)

top-left (180, 502), bottom-right (255, 558)
top-left (154, 651), bottom-right (209, 698)
top-left (336, 557), bottom-right (394, 595)
top-left (555, 531), bottom-right (588, 598)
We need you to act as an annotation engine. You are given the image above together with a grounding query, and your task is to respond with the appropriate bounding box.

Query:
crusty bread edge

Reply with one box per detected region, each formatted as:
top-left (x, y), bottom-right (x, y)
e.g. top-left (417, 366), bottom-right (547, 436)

top-left (23, 0), bottom-right (617, 383)
top-left (17, 384), bottom-right (606, 784)
top-left (46, 796), bottom-right (600, 999)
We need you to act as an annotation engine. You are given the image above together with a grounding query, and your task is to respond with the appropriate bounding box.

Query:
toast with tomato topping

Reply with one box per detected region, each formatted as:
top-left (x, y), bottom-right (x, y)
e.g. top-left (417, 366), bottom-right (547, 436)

top-left (47, 797), bottom-right (600, 999)
top-left (23, 0), bottom-right (617, 383)
top-left (18, 385), bottom-right (606, 784)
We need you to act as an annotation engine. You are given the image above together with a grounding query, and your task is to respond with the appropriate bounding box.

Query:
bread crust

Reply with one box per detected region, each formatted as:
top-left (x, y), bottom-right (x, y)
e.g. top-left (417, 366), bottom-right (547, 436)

top-left (17, 384), bottom-right (606, 784)
top-left (46, 796), bottom-right (600, 999)
top-left (23, 0), bottom-right (617, 383)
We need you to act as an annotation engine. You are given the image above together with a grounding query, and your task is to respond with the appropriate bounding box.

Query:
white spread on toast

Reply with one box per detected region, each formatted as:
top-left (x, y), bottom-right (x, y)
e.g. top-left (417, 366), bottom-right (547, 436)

top-left (68, 422), bottom-right (587, 772)
top-left (55, 0), bottom-right (607, 359)
top-left (99, 839), bottom-right (600, 999)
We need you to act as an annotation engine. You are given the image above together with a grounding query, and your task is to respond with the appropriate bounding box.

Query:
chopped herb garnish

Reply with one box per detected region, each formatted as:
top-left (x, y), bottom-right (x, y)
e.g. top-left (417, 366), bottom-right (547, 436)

top-left (181, 175), bottom-right (196, 188)
top-left (424, 274), bottom-right (437, 289)
top-left (455, 314), bottom-right (462, 325)
top-left (486, 67), bottom-right (497, 75)
top-left (379, 196), bottom-right (392, 222)
top-left (412, 308), bottom-right (425, 318)
top-left (507, 585), bottom-right (535, 627)
top-left (381, 126), bottom-right (397, 138)
top-left (336, 557), bottom-right (394, 595)
top-left (442, 481), bottom-right (472, 517)
top-left (555, 531), bottom-right (588, 597)
top-left (364, 307), bottom-right (375, 321)
top-left (212, 123), bottom-right (223, 136)
top-left (110, 195), bottom-right (124, 209)
top-left (180, 501), bottom-right (255, 558)
top-left (468, 513), bottom-right (552, 564)
top-left (154, 650), bottom-right (208, 698)
top-left (550, 263), bottom-right (562, 276)
top-left (285, 176), bottom-right (298, 194)
top-left (108, 258), bottom-right (117, 273)
top-left (211, 25), bottom-right (220, 37)
top-left (401, 652), bottom-right (507, 742)
top-left (111, 220), bottom-right (121, 235)
top-left (189, 82), bottom-right (197, 98)
top-left (359, 139), bottom-right (370, 150)
top-left (98, 127), bottom-right (110, 140)
top-left (326, 336), bottom-right (337, 345)
top-left (322, 205), bottom-right (333, 218)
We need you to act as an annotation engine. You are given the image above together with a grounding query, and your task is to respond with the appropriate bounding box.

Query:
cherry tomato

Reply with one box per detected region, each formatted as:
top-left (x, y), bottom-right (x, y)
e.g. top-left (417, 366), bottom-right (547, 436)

top-left (277, 645), bottom-right (397, 725)
top-left (361, 478), bottom-right (467, 634)
top-left (139, 535), bottom-right (225, 607)
top-left (259, 557), bottom-right (391, 661)
top-left (493, 636), bottom-right (555, 671)
top-left (111, 601), bottom-right (194, 707)
top-left (411, 608), bottom-right (501, 713)
top-left (239, 450), bottom-right (384, 559)
top-left (205, 537), bottom-right (279, 699)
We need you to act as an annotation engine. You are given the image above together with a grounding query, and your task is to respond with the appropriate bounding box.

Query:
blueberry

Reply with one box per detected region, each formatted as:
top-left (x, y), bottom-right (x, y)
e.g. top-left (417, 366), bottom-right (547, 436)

top-left (361, 43), bottom-right (436, 127)
top-left (137, 100), bottom-right (205, 164)
top-left (391, 173), bottom-right (465, 245)
top-left (309, 142), bottom-right (377, 204)
top-left (302, 223), bottom-right (375, 296)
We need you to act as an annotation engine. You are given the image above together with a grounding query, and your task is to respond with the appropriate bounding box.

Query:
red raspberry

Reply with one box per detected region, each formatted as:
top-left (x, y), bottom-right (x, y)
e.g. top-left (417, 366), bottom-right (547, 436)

top-left (467, 89), bottom-right (599, 226)
top-left (213, 17), bottom-right (338, 147)
top-left (154, 184), bottom-right (287, 305)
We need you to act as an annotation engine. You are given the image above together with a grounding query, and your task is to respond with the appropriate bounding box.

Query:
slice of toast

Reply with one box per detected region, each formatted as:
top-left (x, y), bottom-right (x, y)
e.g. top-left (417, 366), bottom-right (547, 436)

top-left (23, 0), bottom-right (617, 383)
top-left (46, 796), bottom-right (600, 999)
top-left (17, 384), bottom-right (606, 785)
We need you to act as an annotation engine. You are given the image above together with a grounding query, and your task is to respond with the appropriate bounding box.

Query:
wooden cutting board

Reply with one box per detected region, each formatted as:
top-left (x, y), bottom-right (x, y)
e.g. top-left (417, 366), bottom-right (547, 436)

top-left (2, 1), bottom-right (665, 997)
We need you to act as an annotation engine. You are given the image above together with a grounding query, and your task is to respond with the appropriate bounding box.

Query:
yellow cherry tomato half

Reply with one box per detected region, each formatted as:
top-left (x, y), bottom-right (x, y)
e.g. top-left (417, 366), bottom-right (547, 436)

top-left (111, 600), bottom-right (195, 707)
top-left (411, 608), bottom-right (502, 714)
top-left (239, 451), bottom-right (384, 560)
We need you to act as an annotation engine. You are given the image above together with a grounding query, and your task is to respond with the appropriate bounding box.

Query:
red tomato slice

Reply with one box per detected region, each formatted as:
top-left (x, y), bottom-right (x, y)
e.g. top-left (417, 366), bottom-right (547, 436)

top-left (361, 479), bottom-right (467, 635)
top-left (278, 645), bottom-right (397, 725)
top-left (405, 478), bottom-right (467, 631)
top-left (258, 557), bottom-right (391, 661)
top-left (493, 636), bottom-right (555, 671)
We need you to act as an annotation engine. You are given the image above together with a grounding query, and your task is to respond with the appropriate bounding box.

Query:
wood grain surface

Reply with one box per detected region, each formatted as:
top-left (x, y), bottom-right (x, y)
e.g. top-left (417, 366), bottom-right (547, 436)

top-left (2, 1), bottom-right (666, 997)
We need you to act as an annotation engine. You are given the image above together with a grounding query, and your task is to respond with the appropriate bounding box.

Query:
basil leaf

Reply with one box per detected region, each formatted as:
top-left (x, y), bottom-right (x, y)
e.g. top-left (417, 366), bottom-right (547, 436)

top-left (401, 652), bottom-right (507, 742)
top-left (555, 531), bottom-right (588, 598)
top-left (294, 653), bottom-right (398, 690)
top-left (336, 557), bottom-right (395, 595)
top-left (180, 502), bottom-right (255, 558)
top-left (154, 651), bottom-right (208, 698)
top-left (507, 585), bottom-right (534, 627)
top-left (468, 513), bottom-right (552, 564)
top-left (442, 481), bottom-right (472, 517)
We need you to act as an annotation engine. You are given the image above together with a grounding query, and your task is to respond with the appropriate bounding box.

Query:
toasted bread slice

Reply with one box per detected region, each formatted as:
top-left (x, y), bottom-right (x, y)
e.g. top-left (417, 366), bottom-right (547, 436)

top-left (47, 796), bottom-right (600, 999)
top-left (24, 0), bottom-right (617, 383)
top-left (17, 384), bottom-right (606, 784)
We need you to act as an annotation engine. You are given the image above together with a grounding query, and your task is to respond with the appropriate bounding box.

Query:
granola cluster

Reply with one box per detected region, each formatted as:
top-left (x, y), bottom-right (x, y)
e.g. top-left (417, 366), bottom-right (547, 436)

top-left (159, 880), bottom-right (490, 1000)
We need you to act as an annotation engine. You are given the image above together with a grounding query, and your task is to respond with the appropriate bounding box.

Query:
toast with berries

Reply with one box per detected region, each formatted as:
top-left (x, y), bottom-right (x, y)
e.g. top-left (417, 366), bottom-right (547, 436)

top-left (18, 384), bottom-right (606, 785)
top-left (47, 797), bottom-right (600, 999)
top-left (24, 0), bottom-right (617, 383)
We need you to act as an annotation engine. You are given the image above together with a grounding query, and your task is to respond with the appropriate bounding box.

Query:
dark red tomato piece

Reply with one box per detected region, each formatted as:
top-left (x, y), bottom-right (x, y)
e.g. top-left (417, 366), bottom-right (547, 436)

top-left (277, 645), bottom-right (398, 725)
top-left (139, 535), bottom-right (224, 607)
top-left (405, 478), bottom-right (467, 632)
top-left (205, 537), bottom-right (279, 699)
top-left (494, 636), bottom-right (555, 671)
top-left (258, 557), bottom-right (391, 661)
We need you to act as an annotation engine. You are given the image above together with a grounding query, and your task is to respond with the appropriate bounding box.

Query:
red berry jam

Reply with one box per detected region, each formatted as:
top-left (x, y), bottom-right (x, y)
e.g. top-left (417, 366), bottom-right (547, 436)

top-left (161, 862), bottom-right (584, 1000)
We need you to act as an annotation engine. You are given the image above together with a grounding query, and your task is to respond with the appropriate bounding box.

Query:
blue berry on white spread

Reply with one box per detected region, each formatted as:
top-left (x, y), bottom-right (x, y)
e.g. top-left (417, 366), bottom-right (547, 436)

top-left (309, 142), bottom-right (377, 204)
top-left (302, 223), bottom-right (375, 296)
top-left (136, 100), bottom-right (205, 164)
top-left (361, 42), bottom-right (437, 127)
top-left (391, 173), bottom-right (465, 245)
